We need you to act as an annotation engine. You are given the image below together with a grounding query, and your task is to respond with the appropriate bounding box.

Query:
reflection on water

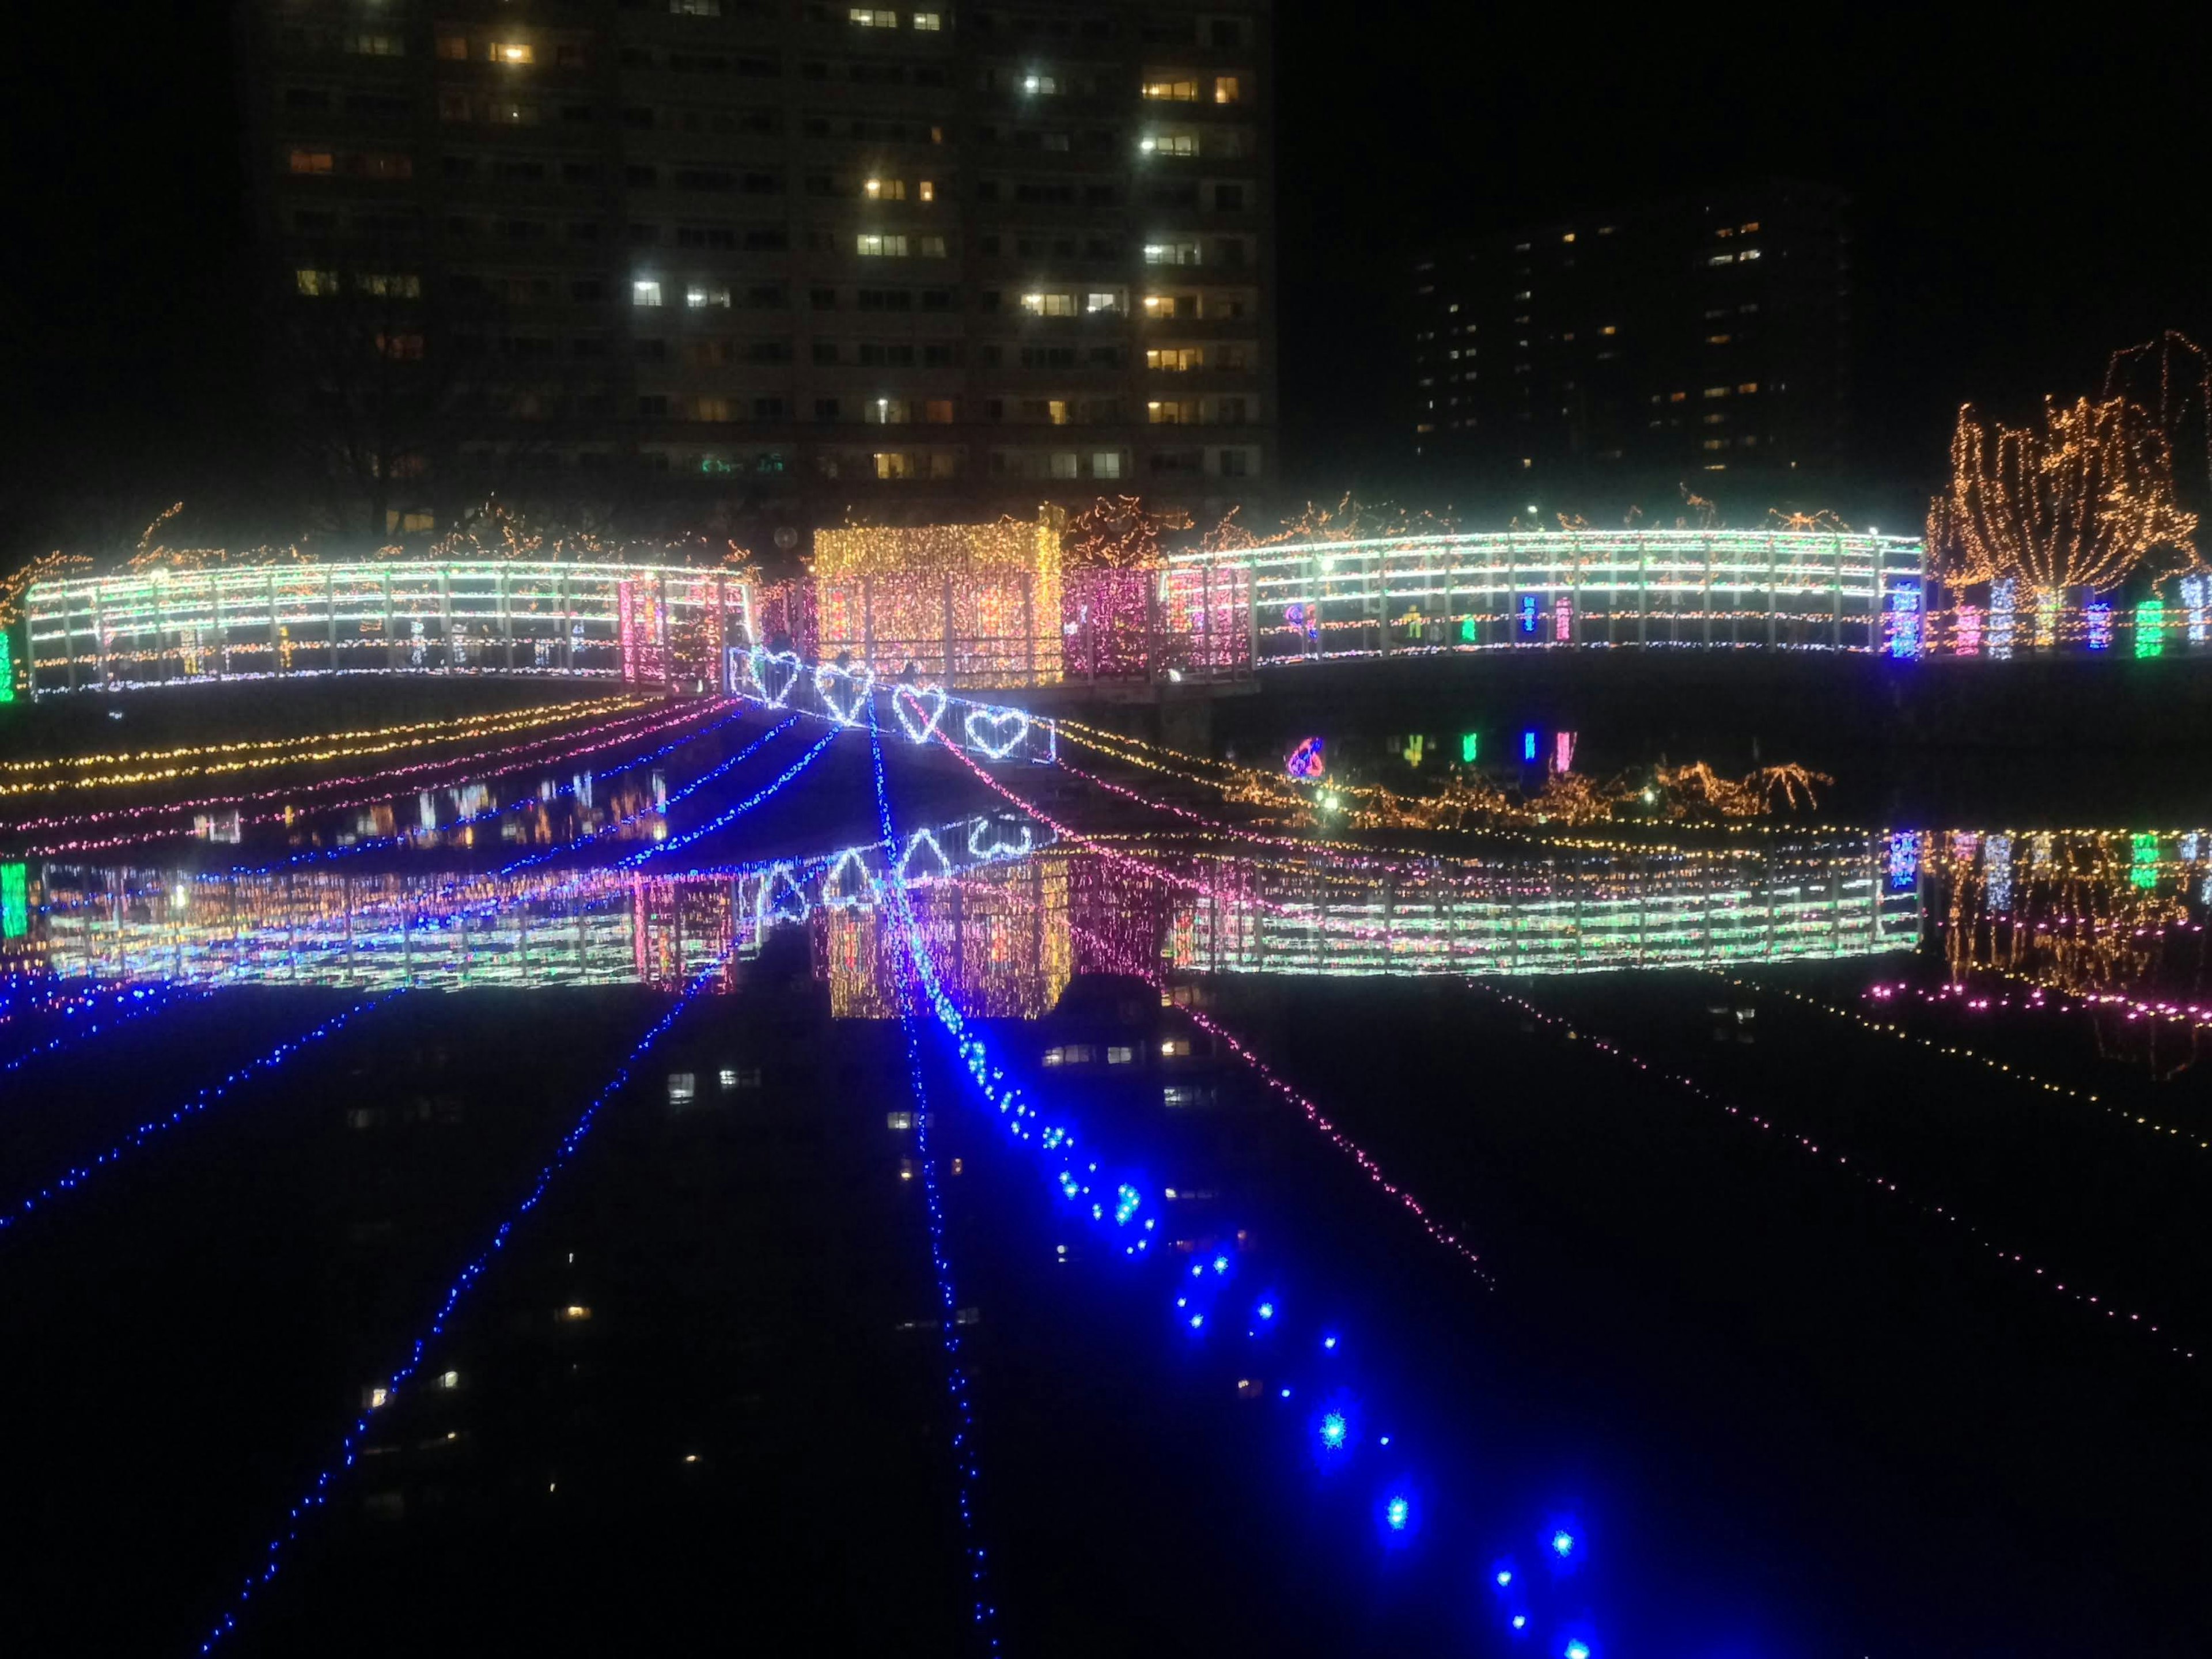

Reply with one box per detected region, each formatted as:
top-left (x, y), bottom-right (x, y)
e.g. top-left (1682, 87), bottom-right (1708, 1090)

top-left (24, 827), bottom-right (1926, 996)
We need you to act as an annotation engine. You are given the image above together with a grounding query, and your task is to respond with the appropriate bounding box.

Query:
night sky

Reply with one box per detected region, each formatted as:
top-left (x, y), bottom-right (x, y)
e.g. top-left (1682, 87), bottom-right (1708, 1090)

top-left (5, 6), bottom-right (2206, 563)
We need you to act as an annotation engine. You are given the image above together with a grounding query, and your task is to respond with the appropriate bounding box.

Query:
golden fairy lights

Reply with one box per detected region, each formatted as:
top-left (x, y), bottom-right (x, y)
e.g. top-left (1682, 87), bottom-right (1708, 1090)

top-left (0, 695), bottom-right (647, 801)
top-left (1934, 396), bottom-right (2199, 590)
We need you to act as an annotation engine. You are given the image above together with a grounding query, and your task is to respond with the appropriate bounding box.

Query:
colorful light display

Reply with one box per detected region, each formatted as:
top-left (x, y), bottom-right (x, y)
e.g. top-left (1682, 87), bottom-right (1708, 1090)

top-left (811, 513), bottom-right (1064, 688)
top-left (196, 967), bottom-right (725, 1653)
top-left (24, 561), bottom-right (752, 697)
top-left (1164, 528), bottom-right (1925, 660)
top-left (1285, 737), bottom-right (1325, 781)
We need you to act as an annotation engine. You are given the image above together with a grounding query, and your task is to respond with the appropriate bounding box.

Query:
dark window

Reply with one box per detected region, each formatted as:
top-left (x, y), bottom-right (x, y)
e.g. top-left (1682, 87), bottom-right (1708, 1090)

top-left (635, 339), bottom-right (668, 361)
top-left (1214, 183), bottom-right (1245, 211)
top-left (561, 104), bottom-right (594, 124)
top-left (628, 222), bottom-right (660, 244)
top-left (812, 340), bottom-right (839, 364)
top-left (747, 339), bottom-right (791, 363)
top-left (637, 394), bottom-right (669, 416)
top-left (747, 284), bottom-right (786, 308)
top-left (622, 106), bottom-right (656, 129)
top-left (920, 289), bottom-right (953, 311)
top-left (442, 156), bottom-right (476, 180)
top-left (743, 227), bottom-right (788, 250)
top-left (753, 397), bottom-right (786, 420)
top-left (626, 165), bottom-right (658, 187)
top-left (562, 162), bottom-right (598, 184)
top-left (815, 398), bottom-right (841, 421)
top-left (810, 287), bottom-right (838, 309)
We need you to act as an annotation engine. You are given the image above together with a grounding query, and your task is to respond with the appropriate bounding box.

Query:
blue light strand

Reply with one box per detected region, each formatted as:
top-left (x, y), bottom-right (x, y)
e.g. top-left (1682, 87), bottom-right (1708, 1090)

top-left (888, 937), bottom-right (1005, 1652)
top-left (218, 700), bottom-right (755, 878)
top-left (0, 993), bottom-right (402, 1232)
top-left (616, 729), bottom-right (841, 869)
top-left (194, 962), bottom-right (725, 1653)
top-left (498, 712), bottom-right (800, 874)
top-left (0, 982), bottom-right (204, 1077)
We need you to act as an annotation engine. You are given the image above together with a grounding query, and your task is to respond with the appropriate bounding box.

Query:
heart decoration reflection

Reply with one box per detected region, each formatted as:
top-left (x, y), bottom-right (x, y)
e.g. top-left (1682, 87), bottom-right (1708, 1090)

top-left (896, 828), bottom-right (951, 885)
top-left (962, 704), bottom-right (1031, 761)
top-left (814, 663), bottom-right (876, 727)
top-left (892, 683), bottom-right (949, 744)
top-left (755, 861), bottom-right (812, 929)
top-left (748, 647), bottom-right (804, 707)
top-left (966, 817), bottom-right (1034, 860)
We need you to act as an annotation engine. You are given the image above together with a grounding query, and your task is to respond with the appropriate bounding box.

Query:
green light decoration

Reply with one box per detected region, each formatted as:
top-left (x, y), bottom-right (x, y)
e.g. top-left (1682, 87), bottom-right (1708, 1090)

top-left (1461, 732), bottom-right (1479, 764)
top-left (0, 624), bottom-right (13, 703)
top-left (1, 863), bottom-right (25, 940)
top-left (2136, 597), bottom-right (2165, 659)
top-left (2131, 833), bottom-right (2160, 889)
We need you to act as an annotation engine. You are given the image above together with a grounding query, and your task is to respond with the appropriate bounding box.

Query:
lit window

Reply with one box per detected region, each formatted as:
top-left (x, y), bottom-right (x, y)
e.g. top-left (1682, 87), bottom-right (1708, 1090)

top-left (1707, 253), bottom-right (1735, 266)
top-left (1063, 1044), bottom-right (1094, 1064)
top-left (873, 451), bottom-right (914, 479)
top-left (918, 179), bottom-right (934, 202)
top-left (1143, 78), bottom-right (1200, 101)
top-left (1600, 324), bottom-right (1618, 335)
top-left (1703, 385), bottom-right (1728, 398)
top-left (856, 233), bottom-right (908, 257)
top-left (1142, 132), bottom-right (1198, 157)
top-left (913, 11), bottom-right (943, 29)
top-left (1020, 291), bottom-right (1075, 316)
top-left (1022, 73), bottom-right (1060, 94)
top-left (685, 285), bottom-right (732, 308)
top-left (435, 35), bottom-right (468, 60)
top-left (632, 280), bottom-right (663, 306)
top-left (1086, 291), bottom-right (1123, 313)
top-left (438, 1369), bottom-right (461, 1389)
top-left (1143, 241), bottom-right (1200, 266)
top-left (1107, 1045), bottom-right (1134, 1065)
top-left (294, 268), bottom-right (339, 296)
top-left (1740, 221), bottom-right (1760, 233)
top-left (349, 33), bottom-right (404, 55)
top-left (669, 0), bottom-right (722, 13)
top-left (1706, 333), bottom-right (1731, 345)
top-left (1146, 347), bottom-right (1200, 371)
top-left (887, 1111), bottom-right (915, 1130)
top-left (1669, 390), bottom-right (1687, 402)
top-left (365, 1385), bottom-right (390, 1408)
top-left (915, 234), bottom-right (946, 257)
top-left (668, 1072), bottom-right (696, 1104)
top-left (1050, 452), bottom-right (1079, 478)
top-left (289, 149), bottom-right (334, 175)
top-left (865, 178), bottom-right (906, 200)
top-left (898, 1158), bottom-right (916, 1181)
top-left (850, 6), bottom-right (900, 23)
top-left (357, 273), bottom-right (421, 297)
top-left (1213, 75), bottom-right (1241, 103)
top-left (559, 1304), bottom-right (592, 1322)
top-left (1739, 247), bottom-right (1761, 260)
top-left (490, 40), bottom-right (534, 63)
top-left (924, 399), bottom-right (955, 423)
top-left (1042, 1046), bottom-right (1065, 1067)
top-left (1738, 381), bottom-right (1759, 394)
top-left (1702, 437), bottom-right (1729, 450)
top-left (1161, 1037), bottom-right (1191, 1058)
top-left (1163, 1085), bottom-right (1210, 1108)
top-left (719, 1067), bottom-right (740, 1090)
top-left (1092, 450), bottom-right (1122, 478)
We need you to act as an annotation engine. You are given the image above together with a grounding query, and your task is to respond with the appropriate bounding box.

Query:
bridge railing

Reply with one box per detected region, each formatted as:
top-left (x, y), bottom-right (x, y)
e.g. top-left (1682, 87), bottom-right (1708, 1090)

top-left (24, 561), bottom-right (754, 697)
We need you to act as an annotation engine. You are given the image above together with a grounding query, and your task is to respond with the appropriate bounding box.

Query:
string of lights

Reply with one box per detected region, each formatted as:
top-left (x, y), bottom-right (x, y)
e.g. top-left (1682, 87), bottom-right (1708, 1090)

top-left (889, 955), bottom-right (1005, 1652)
top-left (0, 695), bottom-right (649, 800)
top-left (194, 964), bottom-right (724, 1653)
top-left (498, 714), bottom-right (799, 874)
top-left (1472, 981), bottom-right (2199, 1364)
top-left (869, 733), bottom-right (1599, 1656)
top-left (615, 729), bottom-right (842, 869)
top-left (1734, 975), bottom-right (2212, 1154)
top-left (0, 994), bottom-right (400, 1236)
top-left (224, 701), bottom-right (759, 878)
top-left (0, 694), bottom-right (645, 782)
top-left (9, 699), bottom-right (713, 857)
top-left (0, 982), bottom-right (204, 1078)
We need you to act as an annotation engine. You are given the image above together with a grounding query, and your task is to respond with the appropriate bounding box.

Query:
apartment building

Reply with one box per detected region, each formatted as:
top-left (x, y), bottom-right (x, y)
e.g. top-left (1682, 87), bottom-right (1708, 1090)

top-left (237, 0), bottom-right (1275, 544)
top-left (1407, 181), bottom-right (1851, 499)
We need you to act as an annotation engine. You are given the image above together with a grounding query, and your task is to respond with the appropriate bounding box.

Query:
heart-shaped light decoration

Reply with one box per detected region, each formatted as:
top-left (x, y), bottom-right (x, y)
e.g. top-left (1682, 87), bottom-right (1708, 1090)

top-left (820, 846), bottom-right (873, 908)
top-left (892, 683), bottom-right (948, 744)
top-left (813, 663), bottom-right (876, 727)
top-left (748, 647), bottom-right (804, 707)
top-left (966, 817), bottom-right (1034, 861)
top-left (753, 861), bottom-right (812, 930)
top-left (896, 828), bottom-right (950, 886)
top-left (963, 704), bottom-right (1030, 761)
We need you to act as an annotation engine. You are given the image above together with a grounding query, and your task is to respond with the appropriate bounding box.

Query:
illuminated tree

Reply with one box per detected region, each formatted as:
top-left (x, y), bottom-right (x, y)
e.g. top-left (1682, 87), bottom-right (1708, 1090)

top-left (1936, 396), bottom-right (2198, 590)
top-left (1063, 495), bottom-right (1192, 569)
top-left (2105, 331), bottom-right (2212, 533)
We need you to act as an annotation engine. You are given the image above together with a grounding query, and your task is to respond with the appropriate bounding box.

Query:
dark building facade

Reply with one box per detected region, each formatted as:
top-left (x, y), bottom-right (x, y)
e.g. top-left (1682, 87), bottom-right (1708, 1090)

top-left (236, 1), bottom-right (1276, 546)
top-left (1407, 181), bottom-right (1851, 503)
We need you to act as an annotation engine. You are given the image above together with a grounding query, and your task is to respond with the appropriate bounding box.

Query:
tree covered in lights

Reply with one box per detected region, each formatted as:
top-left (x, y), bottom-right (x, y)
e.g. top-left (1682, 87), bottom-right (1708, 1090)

top-left (1932, 396), bottom-right (2199, 591)
top-left (1062, 495), bottom-right (1191, 569)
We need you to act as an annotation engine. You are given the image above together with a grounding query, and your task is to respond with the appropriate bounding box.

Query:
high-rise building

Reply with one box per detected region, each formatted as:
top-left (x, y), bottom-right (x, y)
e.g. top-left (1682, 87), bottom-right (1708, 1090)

top-left (1407, 181), bottom-right (1851, 501)
top-left (237, 1), bottom-right (1274, 545)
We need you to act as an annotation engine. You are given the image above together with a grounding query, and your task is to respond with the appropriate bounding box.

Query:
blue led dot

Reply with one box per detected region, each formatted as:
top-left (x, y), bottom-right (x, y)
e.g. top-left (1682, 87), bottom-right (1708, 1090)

top-left (1188, 1314), bottom-right (1204, 1329)
top-left (1319, 1412), bottom-right (1347, 1449)
top-left (1385, 1496), bottom-right (1409, 1531)
top-left (1510, 1614), bottom-right (1527, 1631)
top-left (1564, 1643), bottom-right (1590, 1659)
top-left (1213, 1255), bottom-right (1230, 1274)
top-left (1495, 1569), bottom-right (1513, 1588)
top-left (1257, 1301), bottom-right (1275, 1320)
top-left (1323, 1335), bottom-right (1339, 1350)
top-left (1551, 1529), bottom-right (1576, 1558)
top-left (1378, 1435), bottom-right (1391, 1446)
